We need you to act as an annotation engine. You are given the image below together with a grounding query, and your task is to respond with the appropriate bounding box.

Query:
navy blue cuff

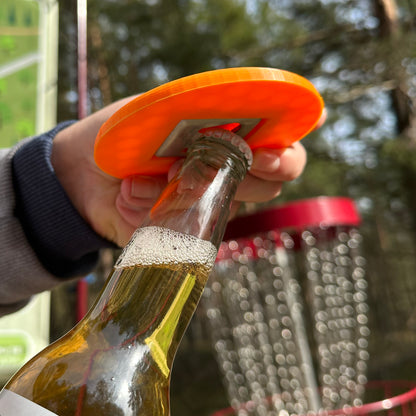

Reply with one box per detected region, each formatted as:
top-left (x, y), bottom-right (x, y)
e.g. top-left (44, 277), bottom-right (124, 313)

top-left (12, 122), bottom-right (117, 278)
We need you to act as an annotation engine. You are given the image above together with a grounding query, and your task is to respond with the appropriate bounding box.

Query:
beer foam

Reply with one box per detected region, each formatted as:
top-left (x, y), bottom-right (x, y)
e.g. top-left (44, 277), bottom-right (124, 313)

top-left (115, 226), bottom-right (218, 269)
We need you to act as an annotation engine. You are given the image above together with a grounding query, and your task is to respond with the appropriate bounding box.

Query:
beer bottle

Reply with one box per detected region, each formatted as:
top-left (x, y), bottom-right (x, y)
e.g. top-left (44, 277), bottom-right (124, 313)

top-left (0, 128), bottom-right (252, 415)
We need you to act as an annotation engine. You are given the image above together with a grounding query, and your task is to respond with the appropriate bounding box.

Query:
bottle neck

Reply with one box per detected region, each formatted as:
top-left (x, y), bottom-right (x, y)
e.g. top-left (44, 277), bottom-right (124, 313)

top-left (140, 132), bottom-right (252, 249)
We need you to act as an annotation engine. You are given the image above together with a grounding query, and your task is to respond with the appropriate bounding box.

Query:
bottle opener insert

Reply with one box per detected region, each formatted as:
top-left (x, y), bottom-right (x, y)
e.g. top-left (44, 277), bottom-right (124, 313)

top-left (156, 118), bottom-right (261, 157)
top-left (94, 67), bottom-right (324, 178)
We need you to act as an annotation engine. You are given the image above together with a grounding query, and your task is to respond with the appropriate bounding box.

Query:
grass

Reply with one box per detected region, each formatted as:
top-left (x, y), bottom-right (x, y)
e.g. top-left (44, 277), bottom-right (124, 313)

top-left (0, 65), bottom-right (37, 148)
top-left (0, 0), bottom-right (39, 28)
top-left (0, 34), bottom-right (39, 66)
top-left (0, 0), bottom-right (40, 148)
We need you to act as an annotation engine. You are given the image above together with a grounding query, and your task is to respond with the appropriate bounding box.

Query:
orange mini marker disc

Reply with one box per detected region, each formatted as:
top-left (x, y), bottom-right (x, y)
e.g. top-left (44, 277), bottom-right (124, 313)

top-left (94, 67), bottom-right (324, 179)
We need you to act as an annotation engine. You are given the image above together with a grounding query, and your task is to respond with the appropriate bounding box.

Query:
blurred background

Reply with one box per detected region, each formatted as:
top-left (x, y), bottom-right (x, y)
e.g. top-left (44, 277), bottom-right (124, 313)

top-left (1, 0), bottom-right (416, 414)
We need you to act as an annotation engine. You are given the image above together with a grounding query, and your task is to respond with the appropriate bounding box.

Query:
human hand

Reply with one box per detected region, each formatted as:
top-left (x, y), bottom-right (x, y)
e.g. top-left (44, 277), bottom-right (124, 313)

top-left (52, 98), bottom-right (325, 248)
top-left (236, 109), bottom-right (326, 202)
top-left (116, 140), bottom-right (307, 240)
top-left (51, 96), bottom-right (145, 247)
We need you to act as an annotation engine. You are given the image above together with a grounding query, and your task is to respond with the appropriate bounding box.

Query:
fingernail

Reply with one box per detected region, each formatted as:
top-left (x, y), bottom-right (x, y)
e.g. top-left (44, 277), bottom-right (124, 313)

top-left (130, 177), bottom-right (161, 199)
top-left (251, 150), bottom-right (281, 172)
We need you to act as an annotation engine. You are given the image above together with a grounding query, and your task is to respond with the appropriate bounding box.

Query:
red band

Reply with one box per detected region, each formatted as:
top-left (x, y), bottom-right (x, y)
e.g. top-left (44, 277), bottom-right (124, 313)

top-left (224, 197), bottom-right (360, 241)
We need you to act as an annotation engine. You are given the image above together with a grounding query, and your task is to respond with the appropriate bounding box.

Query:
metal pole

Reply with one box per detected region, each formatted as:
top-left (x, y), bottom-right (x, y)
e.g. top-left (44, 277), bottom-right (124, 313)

top-left (275, 246), bottom-right (322, 413)
top-left (77, 0), bottom-right (88, 119)
top-left (77, 0), bottom-right (89, 321)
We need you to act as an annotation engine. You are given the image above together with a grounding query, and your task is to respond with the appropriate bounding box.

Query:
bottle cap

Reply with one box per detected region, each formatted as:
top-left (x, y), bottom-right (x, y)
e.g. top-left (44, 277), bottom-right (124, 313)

top-left (94, 67), bottom-right (324, 178)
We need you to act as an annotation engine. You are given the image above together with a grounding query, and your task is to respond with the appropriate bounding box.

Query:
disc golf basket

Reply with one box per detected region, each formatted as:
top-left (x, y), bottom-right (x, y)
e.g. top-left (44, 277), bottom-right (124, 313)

top-left (202, 197), bottom-right (416, 415)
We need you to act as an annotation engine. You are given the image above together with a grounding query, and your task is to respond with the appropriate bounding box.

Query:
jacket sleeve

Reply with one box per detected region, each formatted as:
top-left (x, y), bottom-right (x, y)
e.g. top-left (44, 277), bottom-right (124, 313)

top-left (0, 123), bottom-right (115, 316)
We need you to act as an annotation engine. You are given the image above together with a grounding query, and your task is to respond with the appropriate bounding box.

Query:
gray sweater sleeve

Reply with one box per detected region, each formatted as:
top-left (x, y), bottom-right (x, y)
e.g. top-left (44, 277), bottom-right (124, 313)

top-left (0, 141), bottom-right (62, 315)
top-left (0, 123), bottom-right (116, 316)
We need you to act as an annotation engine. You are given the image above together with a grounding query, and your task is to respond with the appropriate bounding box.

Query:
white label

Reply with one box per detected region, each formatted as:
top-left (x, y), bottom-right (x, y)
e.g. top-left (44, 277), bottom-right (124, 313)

top-left (0, 389), bottom-right (57, 415)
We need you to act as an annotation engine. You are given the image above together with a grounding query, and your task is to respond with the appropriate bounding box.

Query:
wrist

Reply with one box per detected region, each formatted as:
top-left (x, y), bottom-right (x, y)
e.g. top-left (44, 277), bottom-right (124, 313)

top-left (12, 122), bottom-right (116, 278)
top-left (51, 121), bottom-right (92, 224)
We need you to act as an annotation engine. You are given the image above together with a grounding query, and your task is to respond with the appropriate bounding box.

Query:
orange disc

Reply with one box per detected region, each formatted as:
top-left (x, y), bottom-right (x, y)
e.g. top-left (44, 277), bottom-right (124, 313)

top-left (94, 67), bottom-right (324, 178)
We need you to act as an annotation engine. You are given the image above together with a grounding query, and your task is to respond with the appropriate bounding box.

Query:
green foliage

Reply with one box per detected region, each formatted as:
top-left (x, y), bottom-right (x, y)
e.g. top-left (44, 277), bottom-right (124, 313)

top-left (0, 102), bottom-right (12, 125)
top-left (7, 5), bottom-right (16, 25)
top-left (0, 35), bottom-right (38, 66)
top-left (0, 1), bottom-right (40, 65)
top-left (0, 79), bottom-right (6, 95)
top-left (16, 119), bottom-right (34, 137)
top-left (18, 67), bottom-right (35, 84)
top-left (383, 138), bottom-right (416, 173)
top-left (0, 36), bottom-right (15, 55)
top-left (0, 0), bottom-right (38, 27)
top-left (0, 0), bottom-right (39, 146)
top-left (0, 66), bottom-right (37, 147)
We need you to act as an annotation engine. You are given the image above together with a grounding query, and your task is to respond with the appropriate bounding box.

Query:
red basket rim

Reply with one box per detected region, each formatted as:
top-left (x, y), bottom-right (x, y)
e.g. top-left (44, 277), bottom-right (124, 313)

top-left (223, 197), bottom-right (361, 241)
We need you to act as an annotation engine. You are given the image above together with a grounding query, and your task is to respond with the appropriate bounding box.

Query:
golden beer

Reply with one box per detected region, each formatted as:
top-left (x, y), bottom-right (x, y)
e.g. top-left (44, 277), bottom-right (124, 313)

top-left (3, 227), bottom-right (217, 415)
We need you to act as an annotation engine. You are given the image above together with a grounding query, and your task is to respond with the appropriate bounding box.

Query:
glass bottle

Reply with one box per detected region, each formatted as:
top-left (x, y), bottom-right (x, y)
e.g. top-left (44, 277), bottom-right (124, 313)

top-left (0, 128), bottom-right (252, 416)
